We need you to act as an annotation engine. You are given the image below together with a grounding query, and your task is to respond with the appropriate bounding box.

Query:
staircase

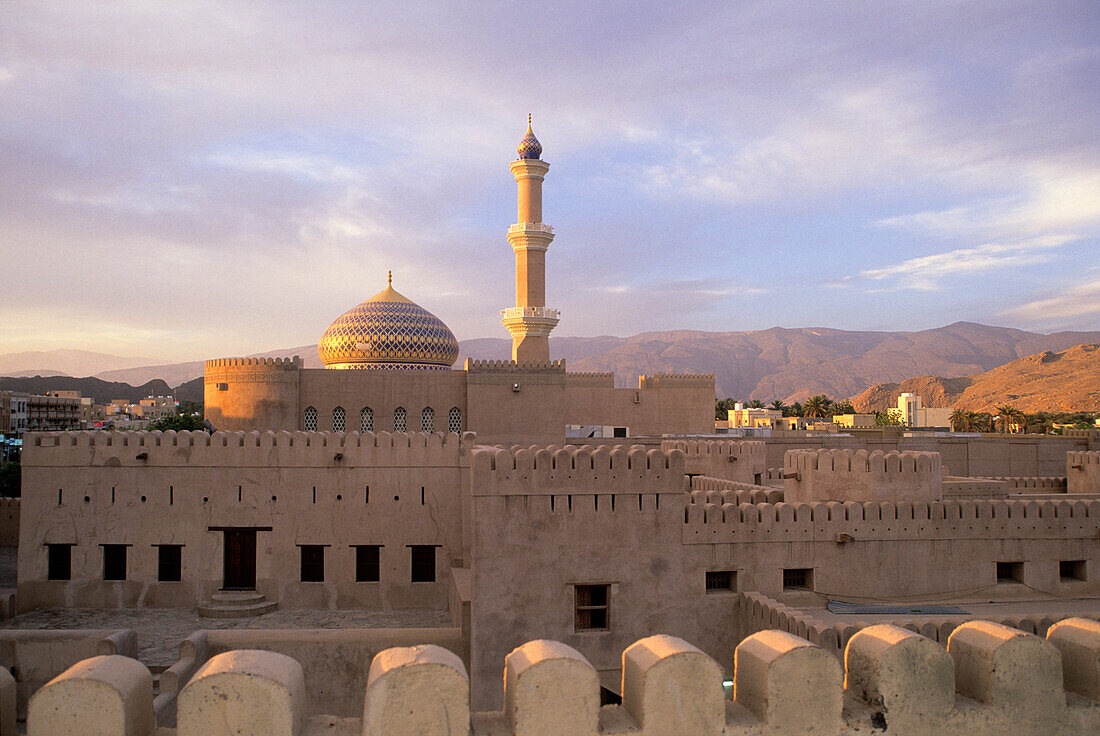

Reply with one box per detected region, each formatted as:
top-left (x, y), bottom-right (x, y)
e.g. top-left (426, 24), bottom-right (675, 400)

top-left (198, 591), bottom-right (277, 619)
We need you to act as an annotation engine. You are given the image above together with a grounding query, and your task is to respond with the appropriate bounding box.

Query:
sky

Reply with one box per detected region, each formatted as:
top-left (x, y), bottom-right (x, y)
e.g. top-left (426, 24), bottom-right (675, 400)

top-left (1, 1), bottom-right (1098, 362)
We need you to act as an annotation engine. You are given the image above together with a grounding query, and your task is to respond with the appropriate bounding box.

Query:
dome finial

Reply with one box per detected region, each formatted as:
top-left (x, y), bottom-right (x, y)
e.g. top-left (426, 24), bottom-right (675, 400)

top-left (387, 270), bottom-right (392, 287)
top-left (517, 115), bottom-right (542, 160)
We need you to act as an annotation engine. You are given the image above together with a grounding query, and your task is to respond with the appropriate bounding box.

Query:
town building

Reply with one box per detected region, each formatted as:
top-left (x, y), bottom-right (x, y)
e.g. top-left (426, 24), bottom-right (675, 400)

top-left (891, 392), bottom-right (953, 428)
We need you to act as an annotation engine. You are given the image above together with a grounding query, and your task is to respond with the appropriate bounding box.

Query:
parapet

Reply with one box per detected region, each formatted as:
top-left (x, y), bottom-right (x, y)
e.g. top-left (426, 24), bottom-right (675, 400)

top-left (637, 373), bottom-right (714, 389)
top-left (465, 358), bottom-right (566, 373)
top-left (470, 444), bottom-right (686, 496)
top-left (784, 448), bottom-right (942, 503)
top-left (24, 620), bottom-right (1100, 735)
top-left (664, 439), bottom-right (767, 482)
top-left (23, 429), bottom-right (474, 469)
top-left (1068, 451), bottom-right (1100, 494)
top-left (564, 372), bottom-right (614, 388)
top-left (204, 356), bottom-right (303, 370)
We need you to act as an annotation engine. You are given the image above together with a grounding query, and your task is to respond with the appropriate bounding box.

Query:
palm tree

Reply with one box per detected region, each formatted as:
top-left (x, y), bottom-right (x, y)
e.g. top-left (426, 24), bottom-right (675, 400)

top-left (770, 399), bottom-right (787, 414)
top-left (747, 399), bottom-right (764, 409)
top-left (950, 408), bottom-right (969, 432)
top-left (994, 405), bottom-right (1017, 433)
top-left (789, 402), bottom-right (803, 418)
top-left (802, 394), bottom-right (831, 418)
top-left (832, 400), bottom-right (855, 415)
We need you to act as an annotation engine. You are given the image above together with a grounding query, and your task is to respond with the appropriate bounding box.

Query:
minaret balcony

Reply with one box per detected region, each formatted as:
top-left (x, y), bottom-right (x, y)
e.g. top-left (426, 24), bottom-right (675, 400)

top-left (500, 306), bottom-right (560, 321)
top-left (507, 223), bottom-right (554, 236)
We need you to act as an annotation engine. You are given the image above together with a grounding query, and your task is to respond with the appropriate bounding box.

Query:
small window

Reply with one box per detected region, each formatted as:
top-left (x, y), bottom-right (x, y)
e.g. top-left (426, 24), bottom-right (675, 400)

top-left (613, 427), bottom-right (627, 438)
top-left (997, 561), bottom-right (1024, 584)
top-left (355, 545), bottom-right (381, 582)
top-left (157, 545), bottom-right (182, 582)
top-left (1060, 560), bottom-right (1086, 582)
top-left (332, 406), bottom-right (346, 432)
top-left (360, 407), bottom-right (374, 432)
top-left (705, 570), bottom-right (737, 593)
top-left (393, 407), bottom-right (407, 432)
top-left (47, 543), bottom-right (72, 581)
top-left (575, 584), bottom-right (610, 631)
top-left (103, 545), bottom-right (127, 581)
top-left (421, 406), bottom-right (434, 432)
top-left (300, 545), bottom-right (325, 582)
top-left (783, 568), bottom-right (812, 591)
top-left (410, 545), bottom-right (436, 582)
top-left (303, 406), bottom-right (318, 431)
top-left (216, 382), bottom-right (229, 391)
top-left (448, 407), bottom-right (462, 434)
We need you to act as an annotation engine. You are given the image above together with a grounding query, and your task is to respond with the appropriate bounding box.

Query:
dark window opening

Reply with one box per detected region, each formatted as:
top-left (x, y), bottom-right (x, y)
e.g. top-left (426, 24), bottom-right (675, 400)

top-left (613, 427), bottom-right (627, 438)
top-left (1060, 560), bottom-right (1086, 582)
top-left (783, 568), bottom-right (812, 591)
top-left (997, 561), bottom-right (1024, 583)
top-left (355, 545), bottom-right (381, 582)
top-left (157, 545), bottom-right (182, 582)
top-left (47, 543), bottom-right (72, 580)
top-left (410, 545), bottom-right (436, 582)
top-left (300, 545), bottom-right (325, 582)
top-left (575, 584), bottom-right (610, 631)
top-left (706, 570), bottom-right (737, 593)
top-left (599, 686), bottom-right (622, 706)
top-left (103, 544), bottom-right (127, 581)
top-left (754, 473), bottom-right (763, 485)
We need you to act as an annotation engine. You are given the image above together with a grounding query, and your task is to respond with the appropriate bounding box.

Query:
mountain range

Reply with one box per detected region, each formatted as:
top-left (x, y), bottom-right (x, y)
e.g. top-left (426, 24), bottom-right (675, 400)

top-left (3, 322), bottom-right (1099, 405)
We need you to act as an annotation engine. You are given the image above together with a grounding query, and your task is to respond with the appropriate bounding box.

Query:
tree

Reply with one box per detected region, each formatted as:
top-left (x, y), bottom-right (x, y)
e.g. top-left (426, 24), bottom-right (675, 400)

top-left (0, 461), bottom-right (19, 497)
top-left (950, 408), bottom-right (970, 432)
top-left (874, 411), bottom-right (904, 427)
top-left (832, 400), bottom-right (855, 415)
top-left (147, 413), bottom-right (206, 432)
top-left (789, 402), bottom-right (803, 418)
top-left (769, 399), bottom-right (787, 415)
top-left (802, 394), bottom-right (831, 418)
top-left (715, 398), bottom-right (737, 420)
top-left (747, 399), bottom-right (764, 409)
top-left (994, 405), bottom-right (1018, 433)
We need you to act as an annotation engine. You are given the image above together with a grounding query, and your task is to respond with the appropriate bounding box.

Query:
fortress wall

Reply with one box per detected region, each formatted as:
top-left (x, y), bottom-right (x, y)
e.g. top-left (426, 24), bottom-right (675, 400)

top-left (665, 439), bottom-right (767, 483)
top-left (465, 360), bottom-right (567, 446)
top-left (26, 621), bottom-right (1100, 735)
top-left (682, 496), bottom-right (1100, 601)
top-left (0, 498), bottom-right (17, 546)
top-left (18, 430), bottom-right (471, 612)
top-left (943, 476), bottom-right (1010, 500)
top-left (689, 476), bottom-right (782, 505)
top-left (783, 449), bottom-right (943, 503)
top-left (758, 435), bottom-right (1086, 478)
top-left (299, 367), bottom-right (468, 433)
top-left (203, 357), bottom-right (302, 432)
top-left (1068, 451), bottom-right (1100, 494)
top-left (563, 380), bottom-right (716, 438)
top-left (564, 372), bottom-right (614, 388)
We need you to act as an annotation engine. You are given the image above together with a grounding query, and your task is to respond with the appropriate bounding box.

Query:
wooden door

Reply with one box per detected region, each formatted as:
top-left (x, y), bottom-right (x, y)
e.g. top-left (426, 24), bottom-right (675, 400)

top-left (222, 529), bottom-right (256, 590)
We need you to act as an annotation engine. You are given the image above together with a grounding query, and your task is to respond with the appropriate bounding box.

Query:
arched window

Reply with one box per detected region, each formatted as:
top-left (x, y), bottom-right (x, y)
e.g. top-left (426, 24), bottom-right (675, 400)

top-left (421, 407), bottom-right (435, 432)
top-left (448, 407), bottom-right (462, 434)
top-left (303, 406), bottom-right (318, 431)
top-left (332, 406), bottom-right (346, 432)
top-left (360, 407), bottom-right (374, 432)
top-left (393, 407), bottom-right (407, 432)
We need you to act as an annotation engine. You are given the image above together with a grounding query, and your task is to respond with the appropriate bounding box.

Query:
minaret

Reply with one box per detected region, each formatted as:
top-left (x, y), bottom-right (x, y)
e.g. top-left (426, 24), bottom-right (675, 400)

top-left (501, 115), bottom-right (559, 363)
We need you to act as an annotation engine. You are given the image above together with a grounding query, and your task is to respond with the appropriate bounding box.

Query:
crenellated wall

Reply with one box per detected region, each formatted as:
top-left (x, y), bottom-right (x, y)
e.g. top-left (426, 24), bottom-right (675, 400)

top-left (203, 356), bottom-right (303, 431)
top-left (784, 448), bottom-right (943, 503)
top-left (1068, 451), bottom-right (1100, 494)
top-left (664, 440), bottom-right (767, 484)
top-left (19, 430), bottom-right (473, 612)
top-left (22, 620), bottom-right (1100, 735)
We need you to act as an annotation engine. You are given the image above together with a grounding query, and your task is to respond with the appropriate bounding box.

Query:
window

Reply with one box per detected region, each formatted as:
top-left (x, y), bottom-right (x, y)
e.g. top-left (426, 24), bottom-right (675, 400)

top-left (393, 407), bottom-right (407, 432)
top-left (1060, 560), bottom-right (1087, 582)
top-left (47, 543), bottom-right (72, 581)
top-left (300, 545), bottom-right (325, 582)
top-left (421, 406), bottom-right (434, 432)
top-left (410, 545), bottom-right (436, 582)
top-left (332, 406), bottom-right (346, 432)
top-left (705, 570), bottom-right (737, 593)
top-left (303, 406), bottom-right (318, 431)
top-left (360, 407), bottom-right (374, 432)
top-left (103, 545), bottom-right (127, 581)
top-left (216, 382), bottom-right (229, 391)
top-left (157, 545), bottom-right (182, 582)
top-left (783, 568), bottom-right (812, 591)
top-left (355, 545), bottom-right (381, 582)
top-left (613, 427), bottom-right (627, 438)
top-left (448, 407), bottom-right (462, 434)
top-left (997, 561), bottom-right (1024, 583)
top-left (575, 584), bottom-right (610, 631)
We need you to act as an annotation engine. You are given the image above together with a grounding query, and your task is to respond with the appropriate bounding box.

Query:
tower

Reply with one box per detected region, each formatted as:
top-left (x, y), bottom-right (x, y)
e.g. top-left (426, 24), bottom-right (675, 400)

top-left (501, 116), bottom-right (559, 363)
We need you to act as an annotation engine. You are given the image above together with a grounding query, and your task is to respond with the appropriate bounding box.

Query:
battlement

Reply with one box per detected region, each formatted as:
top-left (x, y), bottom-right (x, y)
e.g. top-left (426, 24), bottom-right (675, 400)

top-left (785, 448), bottom-right (942, 503)
top-left (23, 429), bottom-right (475, 468)
top-left (664, 439), bottom-right (767, 483)
top-left (470, 444), bottom-right (686, 495)
top-left (637, 372), bottom-right (714, 389)
top-left (465, 358), bottom-right (566, 373)
top-left (683, 495), bottom-right (1100, 544)
top-left (688, 477), bottom-right (783, 506)
top-left (564, 372), bottom-right (615, 388)
top-left (204, 356), bottom-right (302, 369)
top-left (24, 620), bottom-right (1100, 735)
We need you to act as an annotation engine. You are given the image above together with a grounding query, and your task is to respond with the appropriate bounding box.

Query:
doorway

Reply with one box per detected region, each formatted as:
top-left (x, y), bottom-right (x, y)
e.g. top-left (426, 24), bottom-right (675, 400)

top-left (221, 528), bottom-right (257, 590)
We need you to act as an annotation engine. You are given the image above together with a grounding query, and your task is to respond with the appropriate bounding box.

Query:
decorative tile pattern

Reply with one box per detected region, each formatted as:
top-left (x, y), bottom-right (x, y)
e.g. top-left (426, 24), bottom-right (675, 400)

top-left (303, 406), bottom-right (317, 431)
top-left (393, 406), bottom-right (407, 432)
top-left (421, 407), bottom-right (434, 432)
top-left (448, 407), bottom-right (462, 434)
top-left (332, 406), bottom-right (346, 432)
top-left (360, 406), bottom-right (373, 432)
top-left (319, 299), bottom-right (459, 370)
top-left (517, 118), bottom-right (542, 160)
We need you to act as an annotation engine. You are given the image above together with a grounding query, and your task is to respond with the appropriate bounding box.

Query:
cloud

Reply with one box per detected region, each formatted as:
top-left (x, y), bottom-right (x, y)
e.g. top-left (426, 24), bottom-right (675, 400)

top-left (1003, 277), bottom-right (1100, 322)
top-left (829, 235), bottom-right (1076, 291)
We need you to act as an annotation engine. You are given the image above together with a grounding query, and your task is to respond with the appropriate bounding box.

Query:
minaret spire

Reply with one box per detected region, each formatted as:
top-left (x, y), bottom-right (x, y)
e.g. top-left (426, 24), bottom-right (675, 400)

top-left (501, 118), bottom-right (558, 363)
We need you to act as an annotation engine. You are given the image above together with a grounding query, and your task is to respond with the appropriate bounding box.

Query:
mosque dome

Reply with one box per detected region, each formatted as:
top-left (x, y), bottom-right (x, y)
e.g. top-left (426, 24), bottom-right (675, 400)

top-left (517, 115), bottom-right (542, 160)
top-left (318, 272), bottom-right (460, 370)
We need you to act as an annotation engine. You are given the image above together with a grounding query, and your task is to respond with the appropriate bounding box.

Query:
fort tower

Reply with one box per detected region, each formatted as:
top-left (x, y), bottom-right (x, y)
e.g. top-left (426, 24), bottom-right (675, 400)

top-left (501, 116), bottom-right (559, 362)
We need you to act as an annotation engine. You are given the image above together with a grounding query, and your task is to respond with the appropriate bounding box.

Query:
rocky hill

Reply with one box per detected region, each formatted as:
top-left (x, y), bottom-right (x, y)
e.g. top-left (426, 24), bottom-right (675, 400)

top-left (850, 343), bottom-right (1100, 413)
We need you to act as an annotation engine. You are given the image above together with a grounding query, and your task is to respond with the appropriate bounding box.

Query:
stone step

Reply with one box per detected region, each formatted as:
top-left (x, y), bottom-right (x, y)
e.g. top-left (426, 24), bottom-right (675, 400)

top-left (198, 599), bottom-right (278, 619)
top-left (210, 590), bottom-right (266, 604)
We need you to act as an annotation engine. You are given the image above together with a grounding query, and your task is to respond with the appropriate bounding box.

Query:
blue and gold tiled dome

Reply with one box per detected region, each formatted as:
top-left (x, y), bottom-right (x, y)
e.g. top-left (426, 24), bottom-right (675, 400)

top-left (517, 114), bottom-right (542, 160)
top-left (318, 272), bottom-right (459, 370)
